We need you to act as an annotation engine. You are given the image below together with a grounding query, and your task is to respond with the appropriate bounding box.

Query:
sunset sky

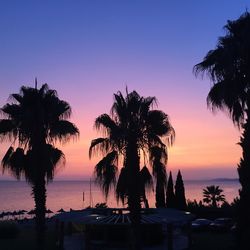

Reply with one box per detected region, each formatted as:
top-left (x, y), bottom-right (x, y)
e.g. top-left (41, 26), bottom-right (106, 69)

top-left (0, 1), bottom-right (249, 180)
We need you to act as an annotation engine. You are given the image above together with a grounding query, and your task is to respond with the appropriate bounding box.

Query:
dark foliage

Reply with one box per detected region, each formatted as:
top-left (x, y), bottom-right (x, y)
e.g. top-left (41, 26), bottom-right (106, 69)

top-left (0, 83), bottom-right (79, 250)
top-left (237, 107), bottom-right (250, 245)
top-left (139, 166), bottom-right (153, 209)
top-left (95, 203), bottom-right (108, 209)
top-left (89, 89), bottom-right (174, 249)
top-left (166, 171), bottom-right (176, 208)
top-left (174, 170), bottom-right (187, 210)
top-left (150, 146), bottom-right (167, 208)
top-left (202, 185), bottom-right (225, 208)
top-left (194, 12), bottom-right (250, 248)
top-left (0, 222), bottom-right (20, 239)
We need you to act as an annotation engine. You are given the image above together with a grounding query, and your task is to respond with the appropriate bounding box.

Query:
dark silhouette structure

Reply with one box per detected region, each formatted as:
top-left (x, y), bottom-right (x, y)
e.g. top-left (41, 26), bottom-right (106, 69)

top-left (166, 171), bottom-right (176, 208)
top-left (174, 170), bottom-right (187, 210)
top-left (89, 89), bottom-right (174, 249)
top-left (202, 185), bottom-right (225, 208)
top-left (194, 12), bottom-right (250, 248)
top-left (0, 83), bottom-right (79, 249)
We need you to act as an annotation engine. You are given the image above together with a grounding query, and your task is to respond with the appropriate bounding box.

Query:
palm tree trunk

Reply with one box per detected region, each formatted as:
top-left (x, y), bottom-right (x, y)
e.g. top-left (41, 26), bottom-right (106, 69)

top-left (32, 174), bottom-right (46, 250)
top-left (30, 137), bottom-right (47, 250)
top-left (126, 139), bottom-right (141, 249)
top-left (237, 101), bottom-right (250, 249)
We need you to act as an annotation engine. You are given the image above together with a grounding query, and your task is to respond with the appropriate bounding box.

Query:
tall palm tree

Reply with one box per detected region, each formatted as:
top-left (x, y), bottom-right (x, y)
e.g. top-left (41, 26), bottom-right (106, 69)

top-left (202, 185), bottom-right (225, 208)
top-left (194, 12), bottom-right (250, 245)
top-left (89, 89), bottom-right (174, 249)
top-left (0, 83), bottom-right (79, 249)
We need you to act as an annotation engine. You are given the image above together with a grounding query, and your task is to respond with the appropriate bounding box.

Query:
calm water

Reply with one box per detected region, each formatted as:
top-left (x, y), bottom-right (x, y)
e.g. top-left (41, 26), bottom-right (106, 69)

top-left (0, 179), bottom-right (240, 212)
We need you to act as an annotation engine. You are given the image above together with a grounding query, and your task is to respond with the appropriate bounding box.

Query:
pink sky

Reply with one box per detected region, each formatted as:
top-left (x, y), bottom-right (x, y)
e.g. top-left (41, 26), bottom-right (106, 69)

top-left (0, 1), bottom-right (247, 180)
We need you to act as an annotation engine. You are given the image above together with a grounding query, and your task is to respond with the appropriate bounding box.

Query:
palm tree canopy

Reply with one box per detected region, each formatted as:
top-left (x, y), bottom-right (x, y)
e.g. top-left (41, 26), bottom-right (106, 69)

top-left (202, 185), bottom-right (226, 207)
top-left (0, 83), bottom-right (79, 182)
top-left (194, 12), bottom-right (250, 126)
top-left (203, 185), bottom-right (224, 197)
top-left (2, 144), bottom-right (65, 183)
top-left (89, 89), bottom-right (175, 202)
top-left (0, 84), bottom-right (79, 147)
top-left (90, 90), bottom-right (175, 157)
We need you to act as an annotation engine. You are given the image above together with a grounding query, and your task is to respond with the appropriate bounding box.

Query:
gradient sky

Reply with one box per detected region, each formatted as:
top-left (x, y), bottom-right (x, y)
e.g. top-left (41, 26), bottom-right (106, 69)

top-left (0, 1), bottom-right (249, 180)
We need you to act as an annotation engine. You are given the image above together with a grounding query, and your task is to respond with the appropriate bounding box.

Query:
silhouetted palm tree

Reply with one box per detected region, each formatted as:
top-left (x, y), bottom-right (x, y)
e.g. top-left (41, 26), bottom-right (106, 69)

top-left (202, 185), bottom-right (225, 208)
top-left (89, 89), bottom-right (174, 249)
top-left (194, 12), bottom-right (250, 244)
top-left (0, 83), bottom-right (79, 249)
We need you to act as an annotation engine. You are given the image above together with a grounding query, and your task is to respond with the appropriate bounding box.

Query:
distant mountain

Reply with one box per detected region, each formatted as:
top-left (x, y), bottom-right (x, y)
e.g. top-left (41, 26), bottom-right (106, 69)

top-left (211, 178), bottom-right (238, 182)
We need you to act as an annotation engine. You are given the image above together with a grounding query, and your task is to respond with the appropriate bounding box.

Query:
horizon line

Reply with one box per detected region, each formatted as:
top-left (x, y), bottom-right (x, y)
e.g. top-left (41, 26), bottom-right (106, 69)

top-left (0, 177), bottom-right (239, 182)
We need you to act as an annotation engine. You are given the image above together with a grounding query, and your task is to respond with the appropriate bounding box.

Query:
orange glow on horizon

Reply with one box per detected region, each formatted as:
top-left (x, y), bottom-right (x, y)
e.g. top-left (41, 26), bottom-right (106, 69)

top-left (51, 106), bottom-right (242, 180)
top-left (0, 93), bottom-right (242, 181)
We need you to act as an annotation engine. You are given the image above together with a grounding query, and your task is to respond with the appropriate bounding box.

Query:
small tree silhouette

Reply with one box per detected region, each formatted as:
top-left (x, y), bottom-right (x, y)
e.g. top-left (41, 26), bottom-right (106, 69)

top-left (166, 171), bottom-right (176, 208)
top-left (175, 170), bottom-right (187, 210)
top-left (202, 185), bottom-right (226, 208)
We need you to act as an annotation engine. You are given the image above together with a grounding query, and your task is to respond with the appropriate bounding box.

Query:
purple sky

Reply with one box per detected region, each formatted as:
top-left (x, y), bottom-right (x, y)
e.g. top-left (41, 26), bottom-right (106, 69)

top-left (0, 1), bottom-right (249, 180)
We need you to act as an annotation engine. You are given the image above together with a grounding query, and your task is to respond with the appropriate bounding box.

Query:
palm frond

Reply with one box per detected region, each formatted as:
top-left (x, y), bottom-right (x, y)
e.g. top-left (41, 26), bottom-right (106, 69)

top-left (111, 92), bottom-right (127, 124)
top-left (2, 147), bottom-right (26, 180)
top-left (0, 119), bottom-right (18, 142)
top-left (24, 144), bottom-right (65, 183)
top-left (49, 120), bottom-right (79, 143)
top-left (150, 146), bottom-right (167, 191)
top-left (140, 166), bottom-right (153, 192)
top-left (2, 146), bottom-right (14, 170)
top-left (95, 114), bottom-right (118, 134)
top-left (207, 80), bottom-right (245, 125)
top-left (1, 104), bottom-right (21, 118)
top-left (143, 96), bottom-right (158, 109)
top-left (149, 146), bottom-right (168, 165)
top-left (147, 134), bottom-right (166, 149)
top-left (44, 93), bottom-right (72, 120)
top-left (94, 151), bottom-right (118, 198)
top-left (116, 167), bottom-right (128, 204)
top-left (42, 144), bottom-right (65, 182)
top-left (89, 138), bottom-right (111, 158)
top-left (39, 84), bottom-right (50, 96)
top-left (8, 93), bottom-right (23, 104)
top-left (147, 110), bottom-right (175, 140)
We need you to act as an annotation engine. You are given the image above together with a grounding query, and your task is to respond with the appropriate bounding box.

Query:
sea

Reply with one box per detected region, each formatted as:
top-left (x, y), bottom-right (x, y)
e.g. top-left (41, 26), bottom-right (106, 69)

top-left (0, 179), bottom-right (240, 213)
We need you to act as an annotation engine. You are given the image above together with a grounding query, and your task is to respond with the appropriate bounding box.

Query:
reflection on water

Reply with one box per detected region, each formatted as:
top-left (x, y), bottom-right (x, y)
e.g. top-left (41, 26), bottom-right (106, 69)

top-left (0, 179), bottom-right (240, 212)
